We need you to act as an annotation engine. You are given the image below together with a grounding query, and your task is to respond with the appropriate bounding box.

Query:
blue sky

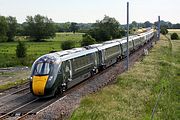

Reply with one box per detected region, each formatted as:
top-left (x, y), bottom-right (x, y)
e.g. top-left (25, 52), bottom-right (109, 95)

top-left (0, 0), bottom-right (179, 24)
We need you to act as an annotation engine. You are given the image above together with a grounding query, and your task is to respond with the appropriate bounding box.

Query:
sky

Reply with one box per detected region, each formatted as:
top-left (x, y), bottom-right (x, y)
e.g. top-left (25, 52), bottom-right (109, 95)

top-left (0, 0), bottom-right (179, 24)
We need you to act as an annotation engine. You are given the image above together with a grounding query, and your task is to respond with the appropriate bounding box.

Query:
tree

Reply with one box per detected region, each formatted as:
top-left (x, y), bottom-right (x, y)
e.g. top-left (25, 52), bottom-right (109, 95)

top-left (16, 41), bottom-right (27, 58)
top-left (171, 33), bottom-right (179, 40)
top-left (0, 16), bottom-right (8, 42)
top-left (56, 22), bottom-right (71, 32)
top-left (81, 34), bottom-right (96, 46)
top-left (88, 15), bottom-right (123, 42)
top-left (25, 14), bottom-right (56, 41)
top-left (131, 21), bottom-right (138, 29)
top-left (16, 23), bottom-right (25, 36)
top-left (172, 23), bottom-right (180, 29)
top-left (61, 40), bottom-right (75, 50)
top-left (144, 21), bottom-right (152, 28)
top-left (160, 27), bottom-right (168, 35)
top-left (70, 22), bottom-right (79, 33)
top-left (6, 16), bottom-right (17, 42)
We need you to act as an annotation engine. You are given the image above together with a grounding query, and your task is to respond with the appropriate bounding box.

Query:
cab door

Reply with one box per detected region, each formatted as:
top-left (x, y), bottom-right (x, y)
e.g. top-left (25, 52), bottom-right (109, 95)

top-left (63, 60), bottom-right (72, 83)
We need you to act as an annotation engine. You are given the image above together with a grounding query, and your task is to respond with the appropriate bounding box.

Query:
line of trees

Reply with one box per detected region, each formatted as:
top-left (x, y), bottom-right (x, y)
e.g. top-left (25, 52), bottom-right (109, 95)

top-left (55, 22), bottom-right (92, 33)
top-left (0, 14), bottom-right (57, 42)
top-left (0, 15), bottom-right (82, 42)
top-left (1, 14), bottom-right (180, 43)
top-left (0, 16), bottom-right (17, 42)
top-left (130, 20), bottom-right (180, 29)
top-left (24, 14), bottom-right (56, 41)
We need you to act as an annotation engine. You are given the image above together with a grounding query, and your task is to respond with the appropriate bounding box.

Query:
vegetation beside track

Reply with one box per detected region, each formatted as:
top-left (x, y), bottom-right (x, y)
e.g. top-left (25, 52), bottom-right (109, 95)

top-left (0, 79), bottom-right (27, 91)
top-left (0, 33), bottom-right (83, 67)
top-left (70, 36), bottom-right (180, 120)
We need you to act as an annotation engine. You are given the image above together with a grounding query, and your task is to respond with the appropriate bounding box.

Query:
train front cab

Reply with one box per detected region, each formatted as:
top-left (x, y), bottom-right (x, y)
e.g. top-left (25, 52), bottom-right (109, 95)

top-left (30, 57), bottom-right (59, 97)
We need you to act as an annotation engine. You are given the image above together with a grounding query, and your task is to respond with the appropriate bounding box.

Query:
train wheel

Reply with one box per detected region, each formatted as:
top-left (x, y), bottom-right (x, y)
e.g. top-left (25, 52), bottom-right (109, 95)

top-left (55, 86), bottom-right (63, 97)
top-left (102, 65), bottom-right (106, 70)
top-left (91, 69), bottom-right (96, 76)
top-left (116, 56), bottom-right (121, 63)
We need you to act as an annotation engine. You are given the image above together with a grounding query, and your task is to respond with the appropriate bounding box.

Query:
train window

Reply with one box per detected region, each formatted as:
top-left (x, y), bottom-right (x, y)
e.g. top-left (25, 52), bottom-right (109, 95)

top-left (58, 67), bottom-right (62, 74)
top-left (73, 54), bottom-right (93, 71)
top-left (105, 46), bottom-right (119, 58)
top-left (33, 62), bottom-right (52, 75)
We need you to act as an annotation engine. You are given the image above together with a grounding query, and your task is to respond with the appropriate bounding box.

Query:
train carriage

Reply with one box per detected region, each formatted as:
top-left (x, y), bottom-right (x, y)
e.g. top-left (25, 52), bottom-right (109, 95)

top-left (61, 49), bottom-right (100, 89)
top-left (142, 32), bottom-right (147, 43)
top-left (132, 36), bottom-right (142, 50)
top-left (148, 30), bottom-right (155, 41)
top-left (115, 38), bottom-right (133, 57)
top-left (96, 42), bottom-right (121, 68)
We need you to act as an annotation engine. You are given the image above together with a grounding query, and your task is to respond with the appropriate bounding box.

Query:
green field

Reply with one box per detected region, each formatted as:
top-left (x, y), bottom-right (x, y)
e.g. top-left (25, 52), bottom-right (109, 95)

top-left (70, 35), bottom-right (180, 120)
top-left (168, 29), bottom-right (180, 34)
top-left (0, 33), bottom-right (83, 67)
top-left (167, 29), bottom-right (180, 39)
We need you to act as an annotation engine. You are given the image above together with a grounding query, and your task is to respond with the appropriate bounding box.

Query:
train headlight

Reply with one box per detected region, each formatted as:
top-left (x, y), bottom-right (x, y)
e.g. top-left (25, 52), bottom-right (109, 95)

top-left (29, 77), bottom-right (32, 81)
top-left (45, 76), bottom-right (55, 88)
top-left (48, 76), bottom-right (53, 81)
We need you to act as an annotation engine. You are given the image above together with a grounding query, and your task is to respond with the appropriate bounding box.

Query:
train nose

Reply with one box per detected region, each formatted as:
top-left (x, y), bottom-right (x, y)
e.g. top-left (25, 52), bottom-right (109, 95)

top-left (32, 76), bottom-right (49, 96)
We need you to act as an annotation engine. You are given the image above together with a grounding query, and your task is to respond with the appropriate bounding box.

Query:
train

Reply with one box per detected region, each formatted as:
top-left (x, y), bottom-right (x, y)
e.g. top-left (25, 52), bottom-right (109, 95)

top-left (29, 29), bottom-right (155, 97)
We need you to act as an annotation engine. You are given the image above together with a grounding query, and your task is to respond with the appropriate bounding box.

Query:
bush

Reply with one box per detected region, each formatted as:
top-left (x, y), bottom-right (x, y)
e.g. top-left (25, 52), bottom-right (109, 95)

top-left (61, 40), bottom-right (75, 50)
top-left (171, 33), bottom-right (179, 40)
top-left (16, 41), bottom-right (27, 58)
top-left (81, 34), bottom-right (96, 46)
top-left (0, 36), bottom-right (8, 42)
top-left (160, 27), bottom-right (168, 35)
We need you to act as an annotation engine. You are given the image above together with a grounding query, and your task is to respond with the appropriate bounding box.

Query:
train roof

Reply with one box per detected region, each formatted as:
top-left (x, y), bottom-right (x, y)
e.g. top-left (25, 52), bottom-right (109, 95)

top-left (103, 40), bottom-right (118, 44)
top-left (132, 35), bottom-right (141, 40)
top-left (33, 47), bottom-right (88, 64)
top-left (115, 37), bottom-right (133, 44)
top-left (54, 47), bottom-right (86, 57)
top-left (35, 47), bottom-right (98, 64)
top-left (97, 41), bottom-right (120, 50)
top-left (60, 48), bottom-right (98, 61)
top-left (84, 44), bottom-right (103, 49)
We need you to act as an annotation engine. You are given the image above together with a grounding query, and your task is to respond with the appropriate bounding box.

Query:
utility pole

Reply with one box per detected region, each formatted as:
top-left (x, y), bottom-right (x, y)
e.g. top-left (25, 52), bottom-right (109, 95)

top-left (158, 16), bottom-right (161, 40)
top-left (126, 2), bottom-right (129, 70)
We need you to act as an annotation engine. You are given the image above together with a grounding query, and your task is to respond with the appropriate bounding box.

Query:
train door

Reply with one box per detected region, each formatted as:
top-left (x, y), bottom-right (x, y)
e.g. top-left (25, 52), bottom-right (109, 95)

top-left (94, 52), bottom-right (97, 67)
top-left (63, 60), bottom-right (72, 83)
top-left (102, 49), bottom-right (105, 65)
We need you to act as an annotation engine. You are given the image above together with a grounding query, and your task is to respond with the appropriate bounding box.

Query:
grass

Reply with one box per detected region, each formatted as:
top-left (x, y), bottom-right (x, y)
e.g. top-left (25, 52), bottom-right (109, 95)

top-left (70, 35), bottom-right (180, 120)
top-left (0, 33), bottom-right (83, 67)
top-left (167, 29), bottom-right (180, 40)
top-left (0, 79), bottom-right (27, 91)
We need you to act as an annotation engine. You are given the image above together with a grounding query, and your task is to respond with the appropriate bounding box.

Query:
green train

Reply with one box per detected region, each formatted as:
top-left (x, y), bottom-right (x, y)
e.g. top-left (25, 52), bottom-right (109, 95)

top-left (29, 29), bottom-right (155, 97)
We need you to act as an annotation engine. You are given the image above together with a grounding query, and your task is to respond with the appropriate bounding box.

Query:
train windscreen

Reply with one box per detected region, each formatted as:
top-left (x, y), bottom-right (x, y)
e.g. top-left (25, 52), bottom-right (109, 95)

top-left (33, 62), bottom-right (53, 76)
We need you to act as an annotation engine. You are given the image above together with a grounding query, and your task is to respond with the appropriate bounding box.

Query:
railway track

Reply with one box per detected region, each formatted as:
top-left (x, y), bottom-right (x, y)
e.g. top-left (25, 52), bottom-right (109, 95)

top-left (0, 62), bottom-right (123, 120)
top-left (0, 77), bottom-right (82, 120)
top-left (0, 69), bottom-right (109, 120)
top-left (0, 95), bottom-right (66, 120)
top-left (0, 86), bottom-right (29, 100)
